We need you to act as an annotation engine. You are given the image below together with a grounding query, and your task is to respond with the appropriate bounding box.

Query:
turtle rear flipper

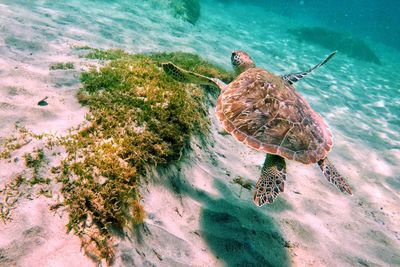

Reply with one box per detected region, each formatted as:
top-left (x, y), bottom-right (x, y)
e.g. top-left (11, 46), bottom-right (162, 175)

top-left (162, 62), bottom-right (226, 90)
top-left (281, 51), bottom-right (336, 85)
top-left (318, 157), bottom-right (352, 195)
top-left (253, 154), bottom-right (286, 206)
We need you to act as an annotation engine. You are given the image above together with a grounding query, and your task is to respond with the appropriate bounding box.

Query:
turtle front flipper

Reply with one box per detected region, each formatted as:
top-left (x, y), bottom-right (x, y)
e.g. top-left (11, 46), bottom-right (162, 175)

top-left (317, 157), bottom-right (352, 195)
top-left (281, 51), bottom-right (336, 85)
top-left (253, 154), bottom-right (286, 206)
top-left (162, 62), bottom-right (226, 90)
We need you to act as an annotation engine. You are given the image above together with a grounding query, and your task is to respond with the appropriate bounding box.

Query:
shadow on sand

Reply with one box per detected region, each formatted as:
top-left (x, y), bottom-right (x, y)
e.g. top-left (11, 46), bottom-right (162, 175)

top-left (163, 166), bottom-right (290, 267)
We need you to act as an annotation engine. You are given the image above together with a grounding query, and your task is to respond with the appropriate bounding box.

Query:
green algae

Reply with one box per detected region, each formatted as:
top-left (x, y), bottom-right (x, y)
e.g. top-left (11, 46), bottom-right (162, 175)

top-left (51, 49), bottom-right (232, 263)
top-left (0, 48), bottom-right (232, 263)
top-left (59, 49), bottom-right (232, 262)
top-left (0, 148), bottom-right (52, 223)
top-left (83, 48), bottom-right (129, 60)
top-left (0, 136), bottom-right (30, 159)
top-left (0, 126), bottom-right (48, 159)
top-left (24, 149), bottom-right (49, 185)
top-left (50, 62), bottom-right (74, 70)
top-left (0, 175), bottom-right (26, 223)
top-left (72, 45), bottom-right (92, 50)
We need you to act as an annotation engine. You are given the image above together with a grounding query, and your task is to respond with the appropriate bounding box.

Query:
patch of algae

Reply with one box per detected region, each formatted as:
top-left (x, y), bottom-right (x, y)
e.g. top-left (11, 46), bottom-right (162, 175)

top-left (0, 146), bottom-right (51, 223)
top-left (0, 48), bottom-right (233, 264)
top-left (49, 62), bottom-right (75, 70)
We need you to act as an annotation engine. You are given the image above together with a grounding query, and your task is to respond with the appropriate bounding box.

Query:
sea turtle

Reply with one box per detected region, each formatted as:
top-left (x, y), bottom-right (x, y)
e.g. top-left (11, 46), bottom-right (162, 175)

top-left (162, 50), bottom-right (352, 206)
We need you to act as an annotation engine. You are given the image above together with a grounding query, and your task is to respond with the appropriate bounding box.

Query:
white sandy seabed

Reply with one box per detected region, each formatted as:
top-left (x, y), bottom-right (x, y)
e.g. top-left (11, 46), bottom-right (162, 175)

top-left (0, 0), bottom-right (399, 266)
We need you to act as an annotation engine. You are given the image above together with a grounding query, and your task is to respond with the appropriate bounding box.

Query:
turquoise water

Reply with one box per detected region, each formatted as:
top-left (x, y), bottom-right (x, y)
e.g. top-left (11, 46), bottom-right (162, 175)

top-left (0, 0), bottom-right (399, 266)
top-left (4, 0), bottom-right (397, 183)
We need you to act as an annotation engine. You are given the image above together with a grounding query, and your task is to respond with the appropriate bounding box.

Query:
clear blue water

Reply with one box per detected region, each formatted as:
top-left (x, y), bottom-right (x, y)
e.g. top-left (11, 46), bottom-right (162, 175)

top-left (0, 0), bottom-right (399, 265)
top-left (222, 0), bottom-right (400, 51)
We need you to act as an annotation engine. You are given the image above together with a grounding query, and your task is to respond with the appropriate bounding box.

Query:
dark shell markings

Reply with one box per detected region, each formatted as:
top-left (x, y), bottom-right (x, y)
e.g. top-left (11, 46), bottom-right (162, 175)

top-left (216, 68), bottom-right (332, 164)
top-left (162, 50), bottom-right (352, 206)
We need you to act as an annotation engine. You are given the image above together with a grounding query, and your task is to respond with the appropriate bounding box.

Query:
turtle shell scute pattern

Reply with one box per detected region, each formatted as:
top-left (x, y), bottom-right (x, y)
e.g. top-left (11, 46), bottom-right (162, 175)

top-left (216, 68), bottom-right (332, 164)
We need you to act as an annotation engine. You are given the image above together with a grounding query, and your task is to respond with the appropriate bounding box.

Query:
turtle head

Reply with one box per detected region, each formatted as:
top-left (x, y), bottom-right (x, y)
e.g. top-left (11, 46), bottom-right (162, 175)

top-left (231, 50), bottom-right (256, 74)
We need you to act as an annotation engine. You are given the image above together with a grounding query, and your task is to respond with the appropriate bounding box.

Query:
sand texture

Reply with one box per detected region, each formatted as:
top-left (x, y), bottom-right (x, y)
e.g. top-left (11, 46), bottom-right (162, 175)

top-left (1, 1), bottom-right (399, 266)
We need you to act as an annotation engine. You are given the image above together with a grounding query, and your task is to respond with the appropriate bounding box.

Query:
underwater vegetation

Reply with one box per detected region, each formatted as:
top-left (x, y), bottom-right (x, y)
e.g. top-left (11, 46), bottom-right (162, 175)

top-left (0, 48), bottom-right (233, 264)
top-left (0, 129), bottom-right (53, 223)
top-left (288, 27), bottom-right (381, 65)
top-left (82, 48), bottom-right (129, 61)
top-left (60, 50), bottom-right (213, 261)
top-left (49, 62), bottom-right (75, 70)
top-left (169, 0), bottom-right (201, 25)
